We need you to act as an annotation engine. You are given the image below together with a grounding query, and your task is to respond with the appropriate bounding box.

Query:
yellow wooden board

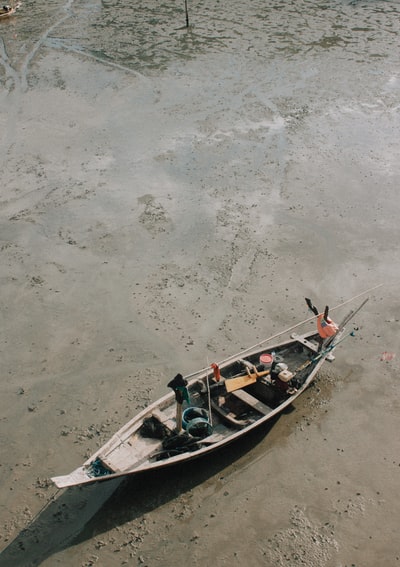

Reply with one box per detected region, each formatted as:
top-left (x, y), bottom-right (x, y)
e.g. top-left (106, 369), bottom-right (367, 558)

top-left (225, 369), bottom-right (270, 393)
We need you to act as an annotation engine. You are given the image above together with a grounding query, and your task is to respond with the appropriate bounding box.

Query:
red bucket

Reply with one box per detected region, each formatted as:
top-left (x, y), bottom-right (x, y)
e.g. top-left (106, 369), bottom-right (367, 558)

top-left (259, 353), bottom-right (273, 368)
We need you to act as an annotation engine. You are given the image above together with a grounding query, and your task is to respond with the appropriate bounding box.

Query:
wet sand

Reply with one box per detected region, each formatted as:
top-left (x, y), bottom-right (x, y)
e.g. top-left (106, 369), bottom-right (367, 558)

top-left (1, 0), bottom-right (399, 565)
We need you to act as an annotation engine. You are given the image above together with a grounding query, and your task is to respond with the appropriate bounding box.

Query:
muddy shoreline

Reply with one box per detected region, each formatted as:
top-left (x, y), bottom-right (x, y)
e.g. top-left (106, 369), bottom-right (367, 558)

top-left (1, 1), bottom-right (399, 565)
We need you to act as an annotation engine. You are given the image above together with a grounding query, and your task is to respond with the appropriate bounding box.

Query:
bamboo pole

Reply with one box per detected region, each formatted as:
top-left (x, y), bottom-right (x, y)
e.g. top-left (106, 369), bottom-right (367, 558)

top-left (217, 283), bottom-right (382, 364)
top-left (206, 358), bottom-right (213, 426)
top-left (185, 283), bottom-right (382, 378)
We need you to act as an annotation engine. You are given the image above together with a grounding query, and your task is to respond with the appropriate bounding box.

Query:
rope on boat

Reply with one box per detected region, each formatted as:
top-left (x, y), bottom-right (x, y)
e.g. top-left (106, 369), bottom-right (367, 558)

top-left (185, 283), bottom-right (382, 378)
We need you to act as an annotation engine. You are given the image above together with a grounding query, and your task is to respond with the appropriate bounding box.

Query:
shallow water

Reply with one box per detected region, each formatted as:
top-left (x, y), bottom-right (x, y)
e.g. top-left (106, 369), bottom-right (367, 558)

top-left (59, 0), bottom-right (400, 70)
top-left (3, 0), bottom-right (400, 76)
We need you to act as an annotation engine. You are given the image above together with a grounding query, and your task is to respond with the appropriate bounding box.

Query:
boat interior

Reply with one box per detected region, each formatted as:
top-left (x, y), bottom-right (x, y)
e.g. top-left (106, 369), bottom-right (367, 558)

top-left (84, 333), bottom-right (325, 478)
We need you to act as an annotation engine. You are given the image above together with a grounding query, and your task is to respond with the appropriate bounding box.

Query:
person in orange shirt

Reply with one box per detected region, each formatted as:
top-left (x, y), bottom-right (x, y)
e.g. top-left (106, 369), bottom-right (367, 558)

top-left (306, 299), bottom-right (338, 350)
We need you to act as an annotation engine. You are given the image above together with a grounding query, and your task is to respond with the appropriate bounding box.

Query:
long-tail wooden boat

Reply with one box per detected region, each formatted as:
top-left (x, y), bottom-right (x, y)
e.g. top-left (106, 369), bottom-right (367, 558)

top-left (0, 3), bottom-right (20, 18)
top-left (51, 299), bottom-right (368, 489)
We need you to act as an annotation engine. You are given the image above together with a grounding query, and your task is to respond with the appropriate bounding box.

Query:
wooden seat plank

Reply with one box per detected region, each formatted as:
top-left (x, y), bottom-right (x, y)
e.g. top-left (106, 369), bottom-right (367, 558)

top-left (230, 389), bottom-right (273, 415)
top-left (291, 333), bottom-right (335, 361)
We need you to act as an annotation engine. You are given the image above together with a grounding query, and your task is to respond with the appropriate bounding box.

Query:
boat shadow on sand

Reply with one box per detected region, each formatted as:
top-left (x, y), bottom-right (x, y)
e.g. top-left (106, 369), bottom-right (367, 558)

top-left (0, 410), bottom-right (292, 567)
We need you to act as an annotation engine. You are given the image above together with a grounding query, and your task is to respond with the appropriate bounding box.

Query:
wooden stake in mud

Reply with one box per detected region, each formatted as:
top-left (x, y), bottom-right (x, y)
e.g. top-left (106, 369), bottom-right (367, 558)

top-left (184, 0), bottom-right (189, 27)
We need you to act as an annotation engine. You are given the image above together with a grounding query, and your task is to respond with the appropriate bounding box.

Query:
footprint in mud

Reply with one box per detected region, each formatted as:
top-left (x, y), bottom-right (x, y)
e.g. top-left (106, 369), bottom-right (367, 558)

top-left (9, 209), bottom-right (37, 223)
top-left (29, 275), bottom-right (45, 286)
top-left (58, 228), bottom-right (80, 247)
top-left (138, 194), bottom-right (172, 235)
top-left (47, 261), bottom-right (67, 274)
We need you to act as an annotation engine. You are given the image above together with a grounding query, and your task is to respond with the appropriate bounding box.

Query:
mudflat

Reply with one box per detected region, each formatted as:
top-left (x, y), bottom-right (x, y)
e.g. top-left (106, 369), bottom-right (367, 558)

top-left (0, 1), bottom-right (399, 565)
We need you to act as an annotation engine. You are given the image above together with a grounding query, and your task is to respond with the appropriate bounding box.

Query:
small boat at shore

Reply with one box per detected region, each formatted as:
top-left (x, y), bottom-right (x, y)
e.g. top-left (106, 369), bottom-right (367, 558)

top-left (0, 3), bottom-right (20, 18)
top-left (51, 298), bottom-right (368, 489)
